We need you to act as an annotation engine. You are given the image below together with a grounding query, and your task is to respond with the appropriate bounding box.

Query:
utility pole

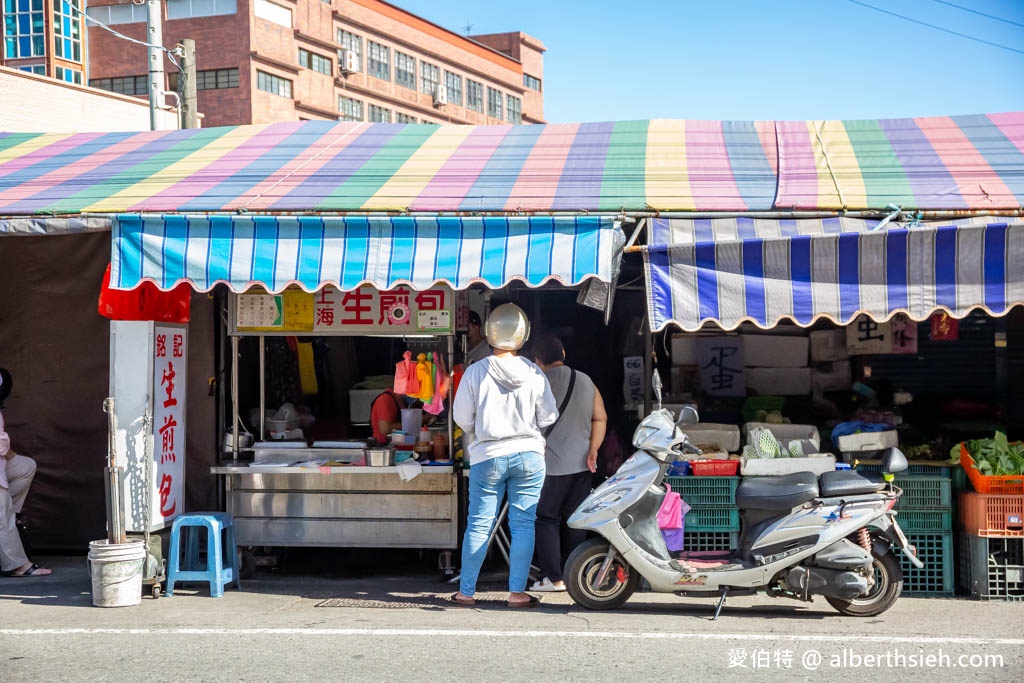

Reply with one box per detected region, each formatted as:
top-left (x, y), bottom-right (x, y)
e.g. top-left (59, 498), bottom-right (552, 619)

top-left (147, 0), bottom-right (164, 131)
top-left (179, 39), bottom-right (197, 129)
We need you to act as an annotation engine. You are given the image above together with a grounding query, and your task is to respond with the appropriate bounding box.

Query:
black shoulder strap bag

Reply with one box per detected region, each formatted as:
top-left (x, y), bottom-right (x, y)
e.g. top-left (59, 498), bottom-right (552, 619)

top-left (542, 369), bottom-right (577, 438)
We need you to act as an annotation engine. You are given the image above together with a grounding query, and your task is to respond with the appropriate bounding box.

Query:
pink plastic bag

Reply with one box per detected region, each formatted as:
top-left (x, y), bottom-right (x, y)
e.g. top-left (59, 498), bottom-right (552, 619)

top-left (394, 350), bottom-right (419, 395)
top-left (657, 484), bottom-right (686, 530)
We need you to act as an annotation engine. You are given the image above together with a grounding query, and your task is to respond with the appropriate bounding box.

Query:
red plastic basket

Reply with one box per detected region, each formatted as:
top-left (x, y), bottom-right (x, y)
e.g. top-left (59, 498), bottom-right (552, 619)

top-left (960, 493), bottom-right (1024, 537)
top-left (960, 444), bottom-right (1024, 495)
top-left (690, 459), bottom-right (740, 476)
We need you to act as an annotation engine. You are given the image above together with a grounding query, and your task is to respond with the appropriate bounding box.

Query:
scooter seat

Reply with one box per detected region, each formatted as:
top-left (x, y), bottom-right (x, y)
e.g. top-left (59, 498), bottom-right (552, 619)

top-left (735, 471), bottom-right (819, 511)
top-left (818, 470), bottom-right (885, 497)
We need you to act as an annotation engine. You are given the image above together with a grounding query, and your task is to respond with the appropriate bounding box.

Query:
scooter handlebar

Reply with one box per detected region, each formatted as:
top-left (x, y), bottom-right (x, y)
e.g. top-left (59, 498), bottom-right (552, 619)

top-left (676, 441), bottom-right (703, 456)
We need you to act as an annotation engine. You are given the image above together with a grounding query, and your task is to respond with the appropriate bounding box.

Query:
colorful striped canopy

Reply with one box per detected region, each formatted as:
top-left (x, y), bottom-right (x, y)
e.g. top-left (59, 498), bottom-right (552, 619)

top-left (643, 217), bottom-right (1024, 331)
top-left (0, 113), bottom-right (1021, 216)
top-left (111, 214), bottom-right (624, 293)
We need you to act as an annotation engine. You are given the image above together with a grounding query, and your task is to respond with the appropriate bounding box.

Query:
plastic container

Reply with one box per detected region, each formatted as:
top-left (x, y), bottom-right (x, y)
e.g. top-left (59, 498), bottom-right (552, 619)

top-left (401, 409), bottom-right (423, 437)
top-left (894, 476), bottom-right (952, 510)
top-left (682, 531), bottom-right (738, 553)
top-left (418, 427), bottom-right (431, 444)
top-left (690, 459), bottom-right (740, 476)
top-left (665, 476), bottom-right (739, 507)
top-left (684, 506), bottom-right (740, 532)
top-left (896, 532), bottom-right (954, 596)
top-left (88, 538), bottom-right (146, 608)
top-left (958, 533), bottom-right (1024, 601)
top-left (959, 493), bottom-right (1024, 537)
top-left (894, 509), bottom-right (953, 533)
top-left (960, 445), bottom-right (1024, 495)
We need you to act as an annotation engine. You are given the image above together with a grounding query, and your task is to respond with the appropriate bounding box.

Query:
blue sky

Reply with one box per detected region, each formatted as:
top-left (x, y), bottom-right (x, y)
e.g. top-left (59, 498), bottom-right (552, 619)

top-left (394, 0), bottom-right (1024, 123)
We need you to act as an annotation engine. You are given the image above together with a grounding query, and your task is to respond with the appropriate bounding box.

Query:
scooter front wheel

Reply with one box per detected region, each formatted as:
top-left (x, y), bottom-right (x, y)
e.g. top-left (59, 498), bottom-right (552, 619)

top-left (564, 538), bottom-right (638, 610)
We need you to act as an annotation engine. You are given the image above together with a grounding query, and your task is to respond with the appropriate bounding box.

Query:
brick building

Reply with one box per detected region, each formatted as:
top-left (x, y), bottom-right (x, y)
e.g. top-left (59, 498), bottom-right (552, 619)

top-left (1, 0), bottom-right (87, 84)
top-left (85, 0), bottom-right (545, 129)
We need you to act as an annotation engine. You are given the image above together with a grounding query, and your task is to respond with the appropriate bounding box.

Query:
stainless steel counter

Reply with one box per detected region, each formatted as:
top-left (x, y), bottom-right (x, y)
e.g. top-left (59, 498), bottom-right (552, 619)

top-left (211, 464), bottom-right (458, 549)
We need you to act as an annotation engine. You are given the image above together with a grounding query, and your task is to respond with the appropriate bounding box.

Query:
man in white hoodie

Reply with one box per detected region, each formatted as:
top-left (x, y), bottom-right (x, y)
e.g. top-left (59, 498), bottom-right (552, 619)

top-left (451, 304), bottom-right (557, 608)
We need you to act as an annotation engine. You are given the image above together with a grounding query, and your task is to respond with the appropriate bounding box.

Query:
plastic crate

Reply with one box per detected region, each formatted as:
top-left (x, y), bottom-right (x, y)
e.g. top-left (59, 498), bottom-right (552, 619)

top-left (666, 476), bottom-right (739, 507)
top-left (895, 477), bottom-right (952, 510)
top-left (684, 506), bottom-right (740, 532)
top-left (682, 531), bottom-right (738, 552)
top-left (690, 459), bottom-right (740, 476)
top-left (960, 446), bottom-right (1024, 495)
top-left (959, 493), bottom-right (1024, 538)
top-left (893, 509), bottom-right (953, 534)
top-left (958, 533), bottom-right (1024, 601)
top-left (896, 532), bottom-right (954, 596)
top-left (855, 462), bottom-right (955, 479)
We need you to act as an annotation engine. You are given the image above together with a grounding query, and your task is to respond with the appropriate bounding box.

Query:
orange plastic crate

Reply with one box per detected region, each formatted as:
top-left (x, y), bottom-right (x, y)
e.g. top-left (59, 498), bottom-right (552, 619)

top-left (960, 445), bottom-right (1024, 495)
top-left (690, 459), bottom-right (740, 476)
top-left (960, 493), bottom-right (1024, 537)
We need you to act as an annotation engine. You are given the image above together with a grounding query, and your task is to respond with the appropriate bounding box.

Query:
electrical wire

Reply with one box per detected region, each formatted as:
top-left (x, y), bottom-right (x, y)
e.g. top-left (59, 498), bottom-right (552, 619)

top-left (930, 0), bottom-right (1024, 29)
top-left (846, 0), bottom-right (1024, 56)
top-left (74, 4), bottom-right (183, 72)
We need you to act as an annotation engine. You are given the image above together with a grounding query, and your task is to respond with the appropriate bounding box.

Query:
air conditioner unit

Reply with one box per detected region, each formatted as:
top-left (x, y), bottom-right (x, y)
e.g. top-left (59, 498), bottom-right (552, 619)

top-left (433, 86), bottom-right (448, 106)
top-left (339, 49), bottom-right (359, 75)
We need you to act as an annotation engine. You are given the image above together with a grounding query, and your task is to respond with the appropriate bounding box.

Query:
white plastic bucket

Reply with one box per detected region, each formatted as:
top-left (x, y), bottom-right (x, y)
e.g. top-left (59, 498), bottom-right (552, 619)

top-left (88, 538), bottom-right (146, 608)
top-left (400, 408), bottom-right (422, 436)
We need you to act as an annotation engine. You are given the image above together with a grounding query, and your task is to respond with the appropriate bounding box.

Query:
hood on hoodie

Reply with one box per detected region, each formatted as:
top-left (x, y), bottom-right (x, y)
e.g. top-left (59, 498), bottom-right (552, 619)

top-left (485, 355), bottom-right (536, 390)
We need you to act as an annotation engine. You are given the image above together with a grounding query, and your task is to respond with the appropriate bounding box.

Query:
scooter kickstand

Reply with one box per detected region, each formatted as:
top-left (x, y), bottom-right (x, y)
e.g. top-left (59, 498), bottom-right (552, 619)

top-left (712, 586), bottom-right (729, 621)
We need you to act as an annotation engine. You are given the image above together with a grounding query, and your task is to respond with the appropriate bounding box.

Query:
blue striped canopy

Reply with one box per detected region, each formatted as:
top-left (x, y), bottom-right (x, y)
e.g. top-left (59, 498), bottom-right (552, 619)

top-left (111, 214), bottom-right (624, 292)
top-left (643, 217), bottom-right (1024, 331)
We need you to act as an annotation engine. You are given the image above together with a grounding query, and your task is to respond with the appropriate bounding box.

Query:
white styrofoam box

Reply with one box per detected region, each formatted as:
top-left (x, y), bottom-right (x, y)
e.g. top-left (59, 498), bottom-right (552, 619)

top-left (837, 430), bottom-right (899, 452)
top-left (679, 423), bottom-right (741, 452)
top-left (810, 329), bottom-right (849, 362)
top-left (670, 335), bottom-right (698, 365)
top-left (741, 454), bottom-right (836, 476)
top-left (349, 389), bottom-right (382, 424)
top-left (745, 367), bottom-right (811, 395)
top-left (811, 360), bottom-right (852, 393)
top-left (743, 335), bottom-right (808, 368)
top-left (743, 422), bottom-right (821, 451)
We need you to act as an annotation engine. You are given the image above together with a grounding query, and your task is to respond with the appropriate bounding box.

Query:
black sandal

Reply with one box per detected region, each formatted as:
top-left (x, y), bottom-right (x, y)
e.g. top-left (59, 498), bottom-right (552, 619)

top-left (507, 594), bottom-right (541, 608)
top-left (447, 593), bottom-right (476, 607)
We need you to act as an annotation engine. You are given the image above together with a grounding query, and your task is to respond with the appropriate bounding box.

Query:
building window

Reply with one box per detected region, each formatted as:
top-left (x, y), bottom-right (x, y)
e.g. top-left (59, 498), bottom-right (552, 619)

top-left (52, 0), bottom-right (83, 63)
top-left (256, 70), bottom-right (292, 98)
top-left (368, 104), bottom-right (391, 123)
top-left (419, 61), bottom-right (439, 96)
top-left (19, 64), bottom-right (45, 75)
top-left (487, 87), bottom-right (503, 120)
top-left (337, 29), bottom-right (361, 71)
top-left (394, 51), bottom-right (415, 90)
top-left (298, 48), bottom-right (332, 75)
top-left (338, 95), bottom-right (362, 122)
top-left (55, 65), bottom-right (82, 84)
top-left (396, 113), bottom-right (416, 124)
top-left (506, 94), bottom-right (521, 124)
top-left (466, 79), bottom-right (483, 113)
top-left (444, 71), bottom-right (462, 107)
top-left (167, 68), bottom-right (238, 92)
top-left (165, 0), bottom-right (237, 20)
top-left (524, 74), bottom-right (541, 91)
top-left (4, 0), bottom-right (46, 58)
top-left (89, 74), bottom-right (148, 96)
top-left (367, 41), bottom-right (389, 81)
top-left (85, 3), bottom-right (146, 25)
top-left (253, 0), bottom-right (290, 27)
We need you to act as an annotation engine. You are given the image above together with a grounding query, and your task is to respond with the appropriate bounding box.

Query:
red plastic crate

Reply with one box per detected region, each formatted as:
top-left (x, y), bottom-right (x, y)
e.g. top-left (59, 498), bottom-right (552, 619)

top-left (960, 493), bottom-right (1024, 537)
top-left (960, 445), bottom-right (1024, 495)
top-left (690, 459), bottom-right (740, 476)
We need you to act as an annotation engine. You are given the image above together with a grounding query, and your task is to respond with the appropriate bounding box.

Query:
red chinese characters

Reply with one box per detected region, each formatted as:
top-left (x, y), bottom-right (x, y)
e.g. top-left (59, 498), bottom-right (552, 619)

top-left (159, 415), bottom-right (178, 464)
top-left (159, 474), bottom-right (176, 517)
top-left (340, 288), bottom-right (374, 325)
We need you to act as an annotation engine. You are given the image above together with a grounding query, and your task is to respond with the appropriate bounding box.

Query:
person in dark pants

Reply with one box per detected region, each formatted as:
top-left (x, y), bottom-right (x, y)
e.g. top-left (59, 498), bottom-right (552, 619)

top-left (530, 335), bottom-right (607, 592)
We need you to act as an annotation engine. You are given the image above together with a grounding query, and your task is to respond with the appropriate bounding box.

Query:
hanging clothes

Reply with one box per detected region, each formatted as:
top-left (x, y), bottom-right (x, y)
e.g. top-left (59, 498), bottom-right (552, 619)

top-left (394, 350), bottom-right (419, 396)
top-left (412, 353), bottom-right (434, 402)
top-left (451, 363), bottom-right (465, 400)
top-left (424, 351), bottom-right (450, 416)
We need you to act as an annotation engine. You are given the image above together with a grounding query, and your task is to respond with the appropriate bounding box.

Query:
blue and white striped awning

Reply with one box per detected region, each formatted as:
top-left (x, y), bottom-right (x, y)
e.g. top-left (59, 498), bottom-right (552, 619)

top-left (111, 214), bottom-right (625, 292)
top-left (643, 216), bottom-right (1024, 331)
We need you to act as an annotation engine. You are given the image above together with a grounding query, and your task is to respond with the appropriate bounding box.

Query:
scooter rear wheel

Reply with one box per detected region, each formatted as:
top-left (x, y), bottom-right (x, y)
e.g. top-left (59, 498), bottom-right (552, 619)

top-left (826, 547), bottom-right (903, 617)
top-left (564, 538), bottom-right (638, 611)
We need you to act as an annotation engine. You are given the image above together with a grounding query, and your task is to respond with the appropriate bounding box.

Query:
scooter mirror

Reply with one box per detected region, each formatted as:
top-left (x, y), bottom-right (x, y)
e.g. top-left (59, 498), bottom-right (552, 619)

top-left (880, 446), bottom-right (909, 475)
top-left (677, 405), bottom-right (699, 426)
top-left (652, 371), bottom-right (663, 410)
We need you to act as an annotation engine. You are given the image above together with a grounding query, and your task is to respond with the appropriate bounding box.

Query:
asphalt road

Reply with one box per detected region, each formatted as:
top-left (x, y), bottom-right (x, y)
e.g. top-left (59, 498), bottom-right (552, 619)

top-left (1, 555), bottom-right (1022, 682)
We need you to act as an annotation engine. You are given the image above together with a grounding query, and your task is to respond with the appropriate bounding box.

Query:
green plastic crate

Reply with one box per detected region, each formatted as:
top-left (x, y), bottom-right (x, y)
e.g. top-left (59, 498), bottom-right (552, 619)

top-left (958, 533), bottom-right (1024, 601)
top-left (895, 477), bottom-right (953, 510)
top-left (682, 531), bottom-right (738, 552)
top-left (666, 476), bottom-right (739, 507)
top-left (684, 506), bottom-right (740, 532)
top-left (895, 532), bottom-right (954, 596)
top-left (893, 509), bottom-right (953, 534)
top-left (856, 463), bottom-right (955, 479)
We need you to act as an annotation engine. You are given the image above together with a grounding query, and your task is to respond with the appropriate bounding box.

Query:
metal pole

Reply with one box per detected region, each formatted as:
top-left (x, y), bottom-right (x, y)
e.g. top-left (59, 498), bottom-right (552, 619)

top-left (147, 0), bottom-right (164, 131)
top-left (178, 38), bottom-right (197, 129)
top-left (259, 335), bottom-right (266, 441)
top-left (231, 334), bottom-right (240, 459)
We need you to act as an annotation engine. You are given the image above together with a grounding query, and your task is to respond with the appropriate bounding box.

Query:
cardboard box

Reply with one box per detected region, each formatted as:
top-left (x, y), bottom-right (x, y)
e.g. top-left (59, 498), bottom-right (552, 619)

top-left (745, 367), bottom-right (811, 395)
top-left (349, 389), bottom-right (382, 424)
top-left (741, 454), bottom-right (836, 476)
top-left (837, 430), bottom-right (899, 452)
top-left (743, 422), bottom-right (821, 451)
top-left (680, 423), bottom-right (741, 452)
top-left (810, 330), bottom-right (849, 362)
top-left (811, 360), bottom-right (852, 394)
top-left (743, 335), bottom-right (808, 368)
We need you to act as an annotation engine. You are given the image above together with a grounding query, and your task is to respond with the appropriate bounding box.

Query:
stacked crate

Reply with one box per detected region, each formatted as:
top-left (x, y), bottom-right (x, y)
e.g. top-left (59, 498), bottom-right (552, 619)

top-left (958, 493), bottom-right (1024, 601)
top-left (666, 476), bottom-right (740, 551)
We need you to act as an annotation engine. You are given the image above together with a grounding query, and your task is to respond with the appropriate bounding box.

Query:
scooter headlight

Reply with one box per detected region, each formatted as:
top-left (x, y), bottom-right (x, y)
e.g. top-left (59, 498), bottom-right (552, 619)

top-left (632, 424), bottom-right (659, 448)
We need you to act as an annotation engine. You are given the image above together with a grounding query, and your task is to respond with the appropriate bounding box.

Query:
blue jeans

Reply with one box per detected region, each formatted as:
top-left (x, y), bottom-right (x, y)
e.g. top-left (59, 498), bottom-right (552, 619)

top-left (460, 451), bottom-right (545, 596)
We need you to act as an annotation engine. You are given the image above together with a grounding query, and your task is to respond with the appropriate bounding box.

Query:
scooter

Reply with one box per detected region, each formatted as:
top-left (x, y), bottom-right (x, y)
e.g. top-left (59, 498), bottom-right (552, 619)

top-left (564, 373), bottom-right (922, 619)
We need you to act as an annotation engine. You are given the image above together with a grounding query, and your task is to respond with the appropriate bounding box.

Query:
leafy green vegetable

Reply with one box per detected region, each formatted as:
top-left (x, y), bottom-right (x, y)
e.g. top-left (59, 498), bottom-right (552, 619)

top-left (963, 432), bottom-right (1024, 476)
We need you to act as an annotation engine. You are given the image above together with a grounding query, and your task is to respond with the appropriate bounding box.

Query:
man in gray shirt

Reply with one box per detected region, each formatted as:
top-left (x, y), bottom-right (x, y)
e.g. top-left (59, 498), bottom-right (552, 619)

top-left (529, 335), bottom-right (607, 592)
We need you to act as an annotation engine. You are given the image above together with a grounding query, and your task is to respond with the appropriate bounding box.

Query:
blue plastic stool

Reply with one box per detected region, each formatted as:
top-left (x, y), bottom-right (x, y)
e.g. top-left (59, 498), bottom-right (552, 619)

top-left (165, 512), bottom-right (240, 597)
